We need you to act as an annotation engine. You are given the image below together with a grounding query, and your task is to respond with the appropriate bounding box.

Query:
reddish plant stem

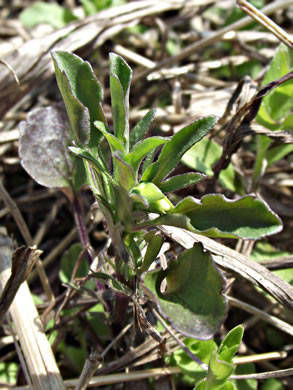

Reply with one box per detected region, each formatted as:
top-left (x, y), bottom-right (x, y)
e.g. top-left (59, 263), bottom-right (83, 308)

top-left (72, 193), bottom-right (93, 265)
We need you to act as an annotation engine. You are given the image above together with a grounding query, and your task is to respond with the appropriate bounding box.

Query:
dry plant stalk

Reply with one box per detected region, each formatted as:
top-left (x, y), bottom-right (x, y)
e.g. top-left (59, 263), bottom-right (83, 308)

top-left (158, 225), bottom-right (293, 310)
top-left (0, 233), bottom-right (65, 390)
top-left (0, 0), bottom-right (193, 119)
top-left (0, 246), bottom-right (41, 325)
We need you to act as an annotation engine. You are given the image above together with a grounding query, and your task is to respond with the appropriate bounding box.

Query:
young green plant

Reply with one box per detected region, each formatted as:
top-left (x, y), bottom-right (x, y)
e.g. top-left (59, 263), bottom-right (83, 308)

top-left (19, 50), bottom-right (282, 341)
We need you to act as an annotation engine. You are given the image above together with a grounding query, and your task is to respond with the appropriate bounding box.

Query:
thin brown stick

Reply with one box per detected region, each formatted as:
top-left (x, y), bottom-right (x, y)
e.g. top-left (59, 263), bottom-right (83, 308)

top-left (0, 180), bottom-right (54, 301)
top-left (0, 247), bottom-right (41, 325)
top-left (133, 0), bottom-right (293, 83)
top-left (0, 234), bottom-right (65, 390)
top-left (237, 0), bottom-right (293, 49)
top-left (158, 224), bottom-right (293, 310)
top-left (228, 296), bottom-right (293, 336)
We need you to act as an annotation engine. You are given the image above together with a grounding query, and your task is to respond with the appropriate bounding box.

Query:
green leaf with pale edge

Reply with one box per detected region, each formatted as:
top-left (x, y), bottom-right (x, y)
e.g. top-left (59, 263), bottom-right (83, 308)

top-left (113, 152), bottom-right (135, 191)
top-left (131, 182), bottom-right (173, 213)
top-left (129, 109), bottom-right (157, 150)
top-left (110, 53), bottom-right (132, 150)
top-left (125, 136), bottom-right (167, 174)
top-left (143, 243), bottom-right (227, 340)
top-left (141, 116), bottom-right (218, 183)
top-left (52, 51), bottom-right (105, 145)
top-left (139, 234), bottom-right (164, 275)
top-left (158, 172), bottom-right (205, 192)
top-left (143, 194), bottom-right (282, 239)
top-left (168, 194), bottom-right (282, 239)
top-left (142, 147), bottom-right (156, 175)
top-left (94, 121), bottom-right (125, 153)
top-left (69, 146), bottom-right (115, 186)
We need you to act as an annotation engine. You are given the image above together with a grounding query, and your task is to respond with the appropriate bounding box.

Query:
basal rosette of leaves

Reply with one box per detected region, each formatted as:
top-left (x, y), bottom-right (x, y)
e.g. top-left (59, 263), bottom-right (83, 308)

top-left (19, 50), bottom-right (283, 340)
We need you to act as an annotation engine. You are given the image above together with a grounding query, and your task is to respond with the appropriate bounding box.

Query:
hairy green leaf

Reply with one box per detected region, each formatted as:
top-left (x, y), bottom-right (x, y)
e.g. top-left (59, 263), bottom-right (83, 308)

top-left (110, 53), bottom-right (132, 150)
top-left (129, 109), bottom-right (157, 150)
top-left (95, 121), bottom-right (125, 154)
top-left (52, 51), bottom-right (105, 145)
top-left (143, 243), bottom-right (227, 339)
top-left (168, 194), bottom-right (282, 239)
top-left (113, 152), bottom-right (135, 191)
top-left (69, 147), bottom-right (109, 176)
top-left (125, 136), bottom-right (167, 174)
top-left (142, 116), bottom-right (218, 183)
top-left (158, 172), bottom-right (205, 193)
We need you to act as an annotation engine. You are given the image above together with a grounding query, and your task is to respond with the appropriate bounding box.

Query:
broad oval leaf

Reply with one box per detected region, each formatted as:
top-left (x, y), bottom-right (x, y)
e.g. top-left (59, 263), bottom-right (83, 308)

top-left (142, 116), bottom-right (218, 183)
top-left (52, 51), bottom-right (105, 145)
top-left (143, 243), bottom-right (227, 340)
top-left (19, 104), bottom-right (74, 188)
top-left (169, 194), bottom-right (282, 239)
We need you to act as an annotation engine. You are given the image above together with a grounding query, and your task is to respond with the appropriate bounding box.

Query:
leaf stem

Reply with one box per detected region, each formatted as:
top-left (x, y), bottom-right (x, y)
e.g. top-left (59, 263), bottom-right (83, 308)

top-left (71, 193), bottom-right (94, 265)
